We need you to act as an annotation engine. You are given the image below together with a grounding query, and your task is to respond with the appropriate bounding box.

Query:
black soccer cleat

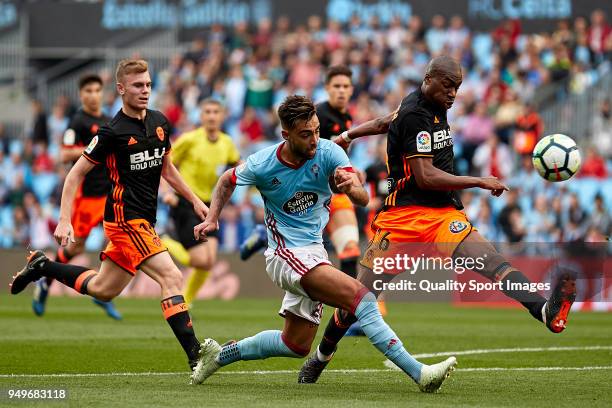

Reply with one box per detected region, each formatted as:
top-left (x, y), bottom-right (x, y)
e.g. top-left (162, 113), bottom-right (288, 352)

top-left (544, 273), bottom-right (577, 333)
top-left (298, 352), bottom-right (333, 384)
top-left (10, 250), bottom-right (48, 295)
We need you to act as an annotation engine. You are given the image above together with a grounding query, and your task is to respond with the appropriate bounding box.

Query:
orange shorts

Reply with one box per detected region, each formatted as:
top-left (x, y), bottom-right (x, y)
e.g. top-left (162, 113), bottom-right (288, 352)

top-left (361, 206), bottom-right (474, 272)
top-left (101, 219), bottom-right (167, 275)
top-left (329, 193), bottom-right (354, 217)
top-left (71, 195), bottom-right (106, 238)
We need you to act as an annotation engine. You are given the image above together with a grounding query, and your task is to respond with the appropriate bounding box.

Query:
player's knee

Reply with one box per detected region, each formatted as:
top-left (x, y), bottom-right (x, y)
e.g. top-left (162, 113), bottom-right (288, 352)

top-left (90, 285), bottom-right (120, 302)
top-left (189, 248), bottom-right (215, 270)
top-left (191, 254), bottom-right (215, 270)
top-left (338, 281), bottom-right (368, 312)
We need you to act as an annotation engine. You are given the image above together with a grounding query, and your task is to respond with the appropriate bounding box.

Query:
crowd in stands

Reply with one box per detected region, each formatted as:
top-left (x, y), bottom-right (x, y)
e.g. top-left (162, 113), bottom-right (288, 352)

top-left (0, 10), bottom-right (611, 254)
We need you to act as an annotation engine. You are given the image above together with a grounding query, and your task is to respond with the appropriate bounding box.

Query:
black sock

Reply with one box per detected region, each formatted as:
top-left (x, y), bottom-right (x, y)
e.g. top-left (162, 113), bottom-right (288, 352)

top-left (501, 271), bottom-right (547, 322)
top-left (340, 257), bottom-right (359, 279)
top-left (47, 247), bottom-right (76, 286)
top-left (318, 308), bottom-right (358, 356)
top-left (39, 261), bottom-right (95, 294)
top-left (161, 295), bottom-right (200, 364)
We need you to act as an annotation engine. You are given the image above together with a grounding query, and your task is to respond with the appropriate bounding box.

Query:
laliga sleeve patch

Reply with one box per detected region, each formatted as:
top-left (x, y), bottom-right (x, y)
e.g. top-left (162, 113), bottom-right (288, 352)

top-left (416, 131), bottom-right (432, 153)
top-left (63, 128), bottom-right (76, 146)
top-left (85, 135), bottom-right (98, 154)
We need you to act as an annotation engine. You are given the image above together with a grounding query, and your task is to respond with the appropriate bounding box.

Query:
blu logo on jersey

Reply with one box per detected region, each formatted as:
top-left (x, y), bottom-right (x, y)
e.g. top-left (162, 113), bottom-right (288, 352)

top-left (283, 191), bottom-right (318, 215)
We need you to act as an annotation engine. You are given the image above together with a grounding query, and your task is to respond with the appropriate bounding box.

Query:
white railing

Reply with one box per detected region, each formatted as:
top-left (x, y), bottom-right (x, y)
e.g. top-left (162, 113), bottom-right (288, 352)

top-left (540, 66), bottom-right (611, 140)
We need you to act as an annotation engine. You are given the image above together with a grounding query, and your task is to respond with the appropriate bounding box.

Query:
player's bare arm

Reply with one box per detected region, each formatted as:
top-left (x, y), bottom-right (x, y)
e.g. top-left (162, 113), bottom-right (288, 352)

top-left (161, 154), bottom-right (208, 220)
top-left (332, 109), bottom-right (397, 149)
top-left (54, 156), bottom-right (96, 246)
top-left (409, 156), bottom-right (509, 196)
top-left (194, 169), bottom-right (235, 241)
top-left (333, 167), bottom-right (369, 206)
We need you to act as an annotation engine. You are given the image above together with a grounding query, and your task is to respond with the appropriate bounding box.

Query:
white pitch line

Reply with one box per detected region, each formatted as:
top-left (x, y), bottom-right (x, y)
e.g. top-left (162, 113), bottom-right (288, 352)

top-left (2, 345), bottom-right (611, 379)
top-left (2, 366), bottom-right (612, 379)
top-left (412, 345), bottom-right (612, 359)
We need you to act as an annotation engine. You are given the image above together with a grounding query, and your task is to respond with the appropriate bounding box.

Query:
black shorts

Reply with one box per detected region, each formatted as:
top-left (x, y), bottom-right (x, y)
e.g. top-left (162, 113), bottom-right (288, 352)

top-left (169, 195), bottom-right (218, 250)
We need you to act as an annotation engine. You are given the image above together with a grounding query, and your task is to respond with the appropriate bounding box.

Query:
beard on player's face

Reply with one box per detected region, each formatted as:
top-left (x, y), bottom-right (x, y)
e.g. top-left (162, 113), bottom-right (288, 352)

top-left (288, 136), bottom-right (317, 160)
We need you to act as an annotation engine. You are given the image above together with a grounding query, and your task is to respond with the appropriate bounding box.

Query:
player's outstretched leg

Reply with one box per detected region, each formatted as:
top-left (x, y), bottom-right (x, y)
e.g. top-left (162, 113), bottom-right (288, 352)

top-left (302, 265), bottom-right (456, 392)
top-left (31, 246), bottom-right (122, 320)
top-left (543, 272), bottom-right (576, 333)
top-left (299, 266), bottom-right (393, 383)
top-left (192, 312), bottom-right (315, 384)
top-left (239, 224), bottom-right (268, 260)
top-left (12, 250), bottom-right (96, 295)
top-left (31, 248), bottom-right (72, 315)
top-left (192, 330), bottom-right (306, 384)
top-left (454, 231), bottom-right (576, 333)
top-left (139, 252), bottom-right (203, 370)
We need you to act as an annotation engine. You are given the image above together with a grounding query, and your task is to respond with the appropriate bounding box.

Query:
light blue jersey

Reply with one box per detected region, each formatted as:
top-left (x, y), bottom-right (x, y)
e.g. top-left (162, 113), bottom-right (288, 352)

top-left (231, 139), bottom-right (352, 249)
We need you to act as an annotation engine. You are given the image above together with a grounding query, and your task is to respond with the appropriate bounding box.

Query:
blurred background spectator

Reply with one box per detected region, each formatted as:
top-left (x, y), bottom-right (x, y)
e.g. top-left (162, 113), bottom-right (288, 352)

top-left (1, 9), bottom-right (611, 254)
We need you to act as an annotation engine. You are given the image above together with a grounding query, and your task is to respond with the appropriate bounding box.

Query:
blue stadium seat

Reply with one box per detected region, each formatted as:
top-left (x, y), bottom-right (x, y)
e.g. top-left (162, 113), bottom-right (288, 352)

top-left (601, 179), bottom-right (612, 209)
top-left (567, 178), bottom-right (602, 212)
top-left (0, 206), bottom-right (15, 248)
top-left (31, 173), bottom-right (59, 203)
top-left (84, 226), bottom-right (105, 251)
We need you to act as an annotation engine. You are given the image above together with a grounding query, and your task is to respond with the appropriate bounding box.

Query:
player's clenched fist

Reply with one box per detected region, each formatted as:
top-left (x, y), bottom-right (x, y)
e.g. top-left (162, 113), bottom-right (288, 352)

top-left (54, 220), bottom-right (75, 247)
top-left (193, 220), bottom-right (217, 242)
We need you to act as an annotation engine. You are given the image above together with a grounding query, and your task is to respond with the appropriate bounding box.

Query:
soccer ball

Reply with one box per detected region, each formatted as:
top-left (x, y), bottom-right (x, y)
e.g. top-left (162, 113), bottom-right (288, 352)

top-left (532, 134), bottom-right (581, 182)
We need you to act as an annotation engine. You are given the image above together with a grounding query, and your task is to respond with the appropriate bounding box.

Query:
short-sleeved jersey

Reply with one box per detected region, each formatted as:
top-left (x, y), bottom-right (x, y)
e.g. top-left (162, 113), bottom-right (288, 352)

top-left (172, 128), bottom-right (239, 202)
top-left (316, 101), bottom-right (353, 140)
top-left (82, 109), bottom-right (171, 225)
top-left (385, 89), bottom-right (463, 209)
top-left (231, 139), bottom-right (351, 249)
top-left (63, 109), bottom-right (111, 197)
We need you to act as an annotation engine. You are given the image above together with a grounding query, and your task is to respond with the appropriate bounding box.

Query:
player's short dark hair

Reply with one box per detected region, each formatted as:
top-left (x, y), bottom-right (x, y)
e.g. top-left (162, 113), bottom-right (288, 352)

top-left (79, 74), bottom-right (103, 90)
top-left (325, 65), bottom-right (353, 84)
top-left (425, 55), bottom-right (461, 79)
top-left (278, 95), bottom-right (316, 131)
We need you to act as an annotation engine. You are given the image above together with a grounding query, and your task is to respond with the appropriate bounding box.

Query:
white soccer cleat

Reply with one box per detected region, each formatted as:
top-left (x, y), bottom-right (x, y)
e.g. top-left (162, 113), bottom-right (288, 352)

top-left (191, 338), bottom-right (222, 385)
top-left (417, 356), bottom-right (457, 393)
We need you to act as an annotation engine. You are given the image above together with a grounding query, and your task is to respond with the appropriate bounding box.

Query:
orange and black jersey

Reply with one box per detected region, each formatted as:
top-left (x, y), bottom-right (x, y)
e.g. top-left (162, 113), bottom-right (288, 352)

top-left (63, 109), bottom-right (112, 197)
top-left (82, 109), bottom-right (171, 225)
top-left (316, 101), bottom-right (353, 140)
top-left (385, 89), bottom-right (463, 209)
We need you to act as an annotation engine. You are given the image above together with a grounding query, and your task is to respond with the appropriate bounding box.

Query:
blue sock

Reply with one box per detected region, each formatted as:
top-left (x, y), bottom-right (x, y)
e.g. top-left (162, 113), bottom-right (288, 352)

top-left (216, 330), bottom-right (300, 367)
top-left (354, 292), bottom-right (423, 382)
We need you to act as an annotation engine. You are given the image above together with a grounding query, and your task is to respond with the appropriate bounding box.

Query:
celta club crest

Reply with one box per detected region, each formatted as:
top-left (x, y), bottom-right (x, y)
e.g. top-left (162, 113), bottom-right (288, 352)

top-left (156, 126), bottom-right (165, 142)
top-left (311, 163), bottom-right (320, 178)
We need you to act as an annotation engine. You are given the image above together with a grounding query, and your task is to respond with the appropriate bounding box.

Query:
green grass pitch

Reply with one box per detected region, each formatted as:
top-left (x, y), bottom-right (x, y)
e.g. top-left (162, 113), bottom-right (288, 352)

top-left (1, 294), bottom-right (610, 407)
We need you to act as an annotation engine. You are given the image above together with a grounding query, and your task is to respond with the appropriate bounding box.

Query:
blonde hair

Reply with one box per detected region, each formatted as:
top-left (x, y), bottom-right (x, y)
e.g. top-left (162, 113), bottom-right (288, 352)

top-left (115, 59), bottom-right (148, 83)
